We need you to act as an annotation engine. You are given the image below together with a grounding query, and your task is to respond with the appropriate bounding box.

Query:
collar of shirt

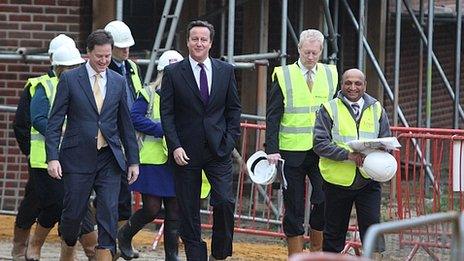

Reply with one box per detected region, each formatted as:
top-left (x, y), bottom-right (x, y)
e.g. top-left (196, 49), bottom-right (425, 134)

top-left (345, 97), bottom-right (364, 111)
top-left (297, 59), bottom-right (317, 80)
top-left (113, 59), bottom-right (123, 67)
top-left (188, 55), bottom-right (212, 91)
top-left (85, 62), bottom-right (107, 97)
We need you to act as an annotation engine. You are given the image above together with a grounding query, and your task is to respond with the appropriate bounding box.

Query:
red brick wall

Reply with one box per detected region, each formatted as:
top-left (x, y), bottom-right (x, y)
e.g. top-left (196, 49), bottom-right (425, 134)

top-left (0, 0), bottom-right (91, 209)
top-left (383, 18), bottom-right (464, 128)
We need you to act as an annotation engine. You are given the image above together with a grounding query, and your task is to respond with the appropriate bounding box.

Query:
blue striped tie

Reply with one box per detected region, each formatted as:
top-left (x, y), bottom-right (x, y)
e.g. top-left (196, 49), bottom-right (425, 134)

top-left (351, 103), bottom-right (360, 120)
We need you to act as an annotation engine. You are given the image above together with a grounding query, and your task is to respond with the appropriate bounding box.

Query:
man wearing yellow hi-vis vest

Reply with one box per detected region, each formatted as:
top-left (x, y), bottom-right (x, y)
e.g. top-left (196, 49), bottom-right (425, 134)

top-left (266, 29), bottom-right (337, 256)
top-left (313, 69), bottom-right (391, 254)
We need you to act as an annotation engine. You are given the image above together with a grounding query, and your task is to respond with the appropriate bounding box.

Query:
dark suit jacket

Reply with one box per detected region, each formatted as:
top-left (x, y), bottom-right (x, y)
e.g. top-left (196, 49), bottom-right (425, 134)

top-left (45, 64), bottom-right (139, 173)
top-left (160, 58), bottom-right (241, 163)
top-left (13, 84), bottom-right (32, 156)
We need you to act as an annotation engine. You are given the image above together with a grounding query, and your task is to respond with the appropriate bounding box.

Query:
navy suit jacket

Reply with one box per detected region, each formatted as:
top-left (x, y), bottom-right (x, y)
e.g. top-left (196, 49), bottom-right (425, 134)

top-left (45, 64), bottom-right (139, 173)
top-left (160, 58), bottom-right (241, 164)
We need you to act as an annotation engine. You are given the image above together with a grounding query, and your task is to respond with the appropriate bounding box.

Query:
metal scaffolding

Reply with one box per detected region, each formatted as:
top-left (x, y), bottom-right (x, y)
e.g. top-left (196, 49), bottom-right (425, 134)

top-left (0, 0), bottom-right (462, 128)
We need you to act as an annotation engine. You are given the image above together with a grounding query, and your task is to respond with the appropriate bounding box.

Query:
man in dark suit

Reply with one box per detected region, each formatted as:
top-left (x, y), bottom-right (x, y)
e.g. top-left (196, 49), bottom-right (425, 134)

top-left (160, 20), bottom-right (241, 261)
top-left (46, 30), bottom-right (140, 260)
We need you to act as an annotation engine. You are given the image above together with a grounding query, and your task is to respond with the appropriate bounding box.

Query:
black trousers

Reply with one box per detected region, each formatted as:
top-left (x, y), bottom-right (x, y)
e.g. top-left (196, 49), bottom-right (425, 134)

top-left (282, 150), bottom-right (325, 236)
top-left (30, 167), bottom-right (64, 228)
top-left (118, 171), bottom-right (132, 221)
top-left (60, 148), bottom-right (121, 254)
top-left (322, 181), bottom-right (383, 253)
top-left (173, 146), bottom-right (235, 261)
top-left (15, 165), bottom-right (40, 229)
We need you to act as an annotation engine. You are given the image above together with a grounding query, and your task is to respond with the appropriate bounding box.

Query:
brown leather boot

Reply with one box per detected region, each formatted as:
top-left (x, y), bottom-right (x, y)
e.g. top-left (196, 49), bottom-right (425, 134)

top-left (96, 249), bottom-right (113, 261)
top-left (79, 231), bottom-right (98, 261)
top-left (309, 229), bottom-right (323, 252)
top-left (25, 224), bottom-right (52, 261)
top-left (11, 226), bottom-right (30, 261)
top-left (59, 240), bottom-right (76, 261)
top-left (287, 235), bottom-right (304, 257)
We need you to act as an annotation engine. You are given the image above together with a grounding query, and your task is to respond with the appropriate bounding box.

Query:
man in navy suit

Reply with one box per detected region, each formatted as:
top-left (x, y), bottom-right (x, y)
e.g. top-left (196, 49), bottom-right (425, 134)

top-left (160, 20), bottom-right (241, 261)
top-left (46, 30), bottom-right (139, 260)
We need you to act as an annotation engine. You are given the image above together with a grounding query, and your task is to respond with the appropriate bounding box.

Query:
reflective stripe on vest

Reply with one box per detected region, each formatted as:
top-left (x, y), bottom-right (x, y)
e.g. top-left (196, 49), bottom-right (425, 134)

top-left (138, 87), bottom-right (168, 165)
top-left (127, 60), bottom-right (143, 94)
top-left (273, 63), bottom-right (337, 151)
top-left (29, 75), bottom-right (58, 169)
top-left (319, 98), bottom-right (382, 186)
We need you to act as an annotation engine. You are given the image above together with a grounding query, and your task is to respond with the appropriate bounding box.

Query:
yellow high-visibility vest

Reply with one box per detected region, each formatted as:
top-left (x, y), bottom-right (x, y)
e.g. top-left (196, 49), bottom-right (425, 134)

top-left (127, 60), bottom-right (143, 94)
top-left (29, 74), bottom-right (58, 169)
top-left (201, 171), bottom-right (211, 199)
top-left (319, 98), bottom-right (382, 186)
top-left (272, 63), bottom-right (337, 151)
top-left (138, 87), bottom-right (168, 165)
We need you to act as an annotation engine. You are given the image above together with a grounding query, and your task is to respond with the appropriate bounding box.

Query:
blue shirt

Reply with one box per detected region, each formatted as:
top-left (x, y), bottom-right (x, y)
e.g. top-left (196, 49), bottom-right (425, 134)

top-left (30, 84), bottom-right (49, 136)
top-left (130, 95), bottom-right (164, 138)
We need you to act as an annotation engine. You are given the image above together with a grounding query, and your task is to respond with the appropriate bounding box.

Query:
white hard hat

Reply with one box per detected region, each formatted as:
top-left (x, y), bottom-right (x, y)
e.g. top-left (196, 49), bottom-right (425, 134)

top-left (104, 20), bottom-right (135, 48)
top-left (48, 34), bottom-right (76, 54)
top-left (52, 46), bottom-right (85, 66)
top-left (246, 151), bottom-right (277, 185)
top-left (157, 50), bottom-right (183, 71)
top-left (360, 151), bottom-right (397, 182)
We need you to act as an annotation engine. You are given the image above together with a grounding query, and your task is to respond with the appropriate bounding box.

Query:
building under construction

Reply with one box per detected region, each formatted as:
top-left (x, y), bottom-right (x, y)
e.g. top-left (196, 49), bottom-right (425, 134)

top-left (1, 0), bottom-right (464, 259)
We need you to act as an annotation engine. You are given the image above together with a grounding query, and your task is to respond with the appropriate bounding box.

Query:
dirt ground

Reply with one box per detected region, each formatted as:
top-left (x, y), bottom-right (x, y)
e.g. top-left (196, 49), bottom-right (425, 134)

top-left (0, 215), bottom-right (288, 260)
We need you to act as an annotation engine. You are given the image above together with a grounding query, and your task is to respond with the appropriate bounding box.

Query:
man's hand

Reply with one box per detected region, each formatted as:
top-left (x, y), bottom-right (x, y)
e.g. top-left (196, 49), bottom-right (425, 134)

top-left (127, 164), bottom-right (139, 185)
top-left (48, 160), bottom-right (62, 179)
top-left (267, 153), bottom-right (281, 165)
top-left (348, 152), bottom-right (366, 167)
top-left (173, 147), bottom-right (190, 166)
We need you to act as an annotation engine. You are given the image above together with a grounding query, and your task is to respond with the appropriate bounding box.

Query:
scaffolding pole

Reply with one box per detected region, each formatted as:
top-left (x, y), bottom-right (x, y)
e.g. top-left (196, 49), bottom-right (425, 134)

top-left (425, 0), bottom-right (434, 130)
top-left (454, 0), bottom-right (462, 129)
top-left (417, 0), bottom-right (425, 127)
top-left (281, 0), bottom-right (288, 66)
top-left (220, 0), bottom-right (226, 57)
top-left (357, 0), bottom-right (365, 70)
top-left (393, 0), bottom-right (402, 126)
top-left (116, 0), bottom-right (123, 21)
top-left (227, 0), bottom-right (235, 64)
top-left (322, 0), bottom-right (339, 62)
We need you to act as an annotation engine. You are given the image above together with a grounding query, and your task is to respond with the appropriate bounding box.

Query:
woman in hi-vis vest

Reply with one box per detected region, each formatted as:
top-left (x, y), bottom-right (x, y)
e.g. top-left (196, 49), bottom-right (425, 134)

top-left (117, 50), bottom-right (183, 261)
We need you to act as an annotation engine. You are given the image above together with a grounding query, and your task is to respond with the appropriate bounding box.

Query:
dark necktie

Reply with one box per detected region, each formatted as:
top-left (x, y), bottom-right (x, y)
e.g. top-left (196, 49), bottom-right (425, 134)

top-left (198, 63), bottom-right (209, 105)
top-left (351, 103), bottom-right (360, 120)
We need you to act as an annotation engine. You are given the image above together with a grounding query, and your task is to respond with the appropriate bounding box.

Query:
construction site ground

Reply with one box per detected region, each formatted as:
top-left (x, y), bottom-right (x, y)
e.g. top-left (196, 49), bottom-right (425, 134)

top-left (0, 215), bottom-right (288, 260)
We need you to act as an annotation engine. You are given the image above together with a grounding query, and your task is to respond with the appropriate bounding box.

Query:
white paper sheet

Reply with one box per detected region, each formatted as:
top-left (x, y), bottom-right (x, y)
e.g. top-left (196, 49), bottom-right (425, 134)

top-left (346, 137), bottom-right (401, 153)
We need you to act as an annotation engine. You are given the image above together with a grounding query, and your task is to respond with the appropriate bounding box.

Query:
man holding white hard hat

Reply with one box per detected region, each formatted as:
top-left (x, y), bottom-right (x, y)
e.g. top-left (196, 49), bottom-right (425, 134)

top-left (313, 68), bottom-right (391, 254)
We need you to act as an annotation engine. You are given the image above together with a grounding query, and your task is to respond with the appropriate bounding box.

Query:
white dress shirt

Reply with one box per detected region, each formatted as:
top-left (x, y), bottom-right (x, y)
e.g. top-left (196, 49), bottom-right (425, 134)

top-left (85, 62), bottom-right (107, 98)
top-left (189, 55), bottom-right (212, 94)
top-left (298, 59), bottom-right (317, 82)
top-left (346, 97), bottom-right (364, 120)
